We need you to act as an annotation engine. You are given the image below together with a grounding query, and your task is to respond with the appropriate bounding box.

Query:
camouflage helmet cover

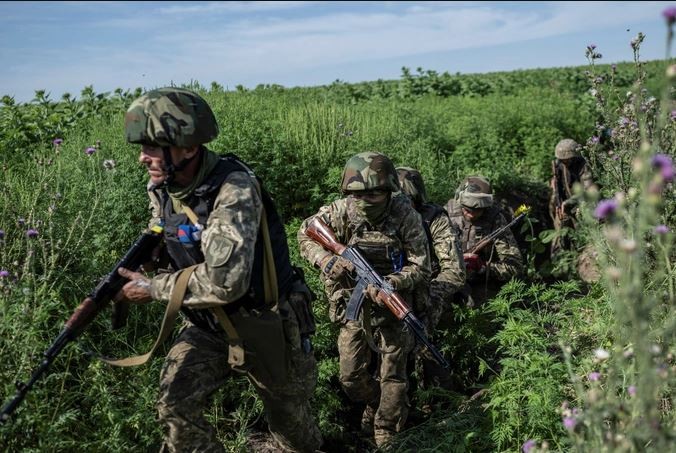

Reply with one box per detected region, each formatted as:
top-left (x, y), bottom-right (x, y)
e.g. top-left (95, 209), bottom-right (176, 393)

top-left (396, 166), bottom-right (427, 205)
top-left (341, 152), bottom-right (400, 193)
top-left (125, 87), bottom-right (219, 147)
top-left (555, 138), bottom-right (581, 159)
top-left (456, 175), bottom-right (493, 209)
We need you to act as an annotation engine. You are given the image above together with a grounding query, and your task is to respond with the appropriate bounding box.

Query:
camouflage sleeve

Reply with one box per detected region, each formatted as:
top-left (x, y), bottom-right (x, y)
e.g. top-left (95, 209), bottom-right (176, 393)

top-left (395, 207), bottom-right (431, 291)
top-left (429, 214), bottom-right (465, 292)
top-left (297, 199), bottom-right (348, 269)
top-left (149, 171), bottom-right (263, 307)
top-left (487, 214), bottom-right (524, 282)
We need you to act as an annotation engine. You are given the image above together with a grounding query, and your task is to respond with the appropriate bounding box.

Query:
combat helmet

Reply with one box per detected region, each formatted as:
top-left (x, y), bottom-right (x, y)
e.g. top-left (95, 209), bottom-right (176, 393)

top-left (455, 175), bottom-right (493, 209)
top-left (125, 87), bottom-right (219, 148)
top-left (341, 152), bottom-right (400, 193)
top-left (555, 139), bottom-right (581, 160)
top-left (396, 167), bottom-right (427, 205)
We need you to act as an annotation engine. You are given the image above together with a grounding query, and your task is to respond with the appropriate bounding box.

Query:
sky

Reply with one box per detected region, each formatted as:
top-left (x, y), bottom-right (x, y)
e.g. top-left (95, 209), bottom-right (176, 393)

top-left (1, 1), bottom-right (674, 103)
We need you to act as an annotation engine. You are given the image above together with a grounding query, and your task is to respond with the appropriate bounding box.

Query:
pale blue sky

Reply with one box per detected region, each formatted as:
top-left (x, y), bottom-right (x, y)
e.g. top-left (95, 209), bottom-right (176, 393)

top-left (1, 1), bottom-right (673, 103)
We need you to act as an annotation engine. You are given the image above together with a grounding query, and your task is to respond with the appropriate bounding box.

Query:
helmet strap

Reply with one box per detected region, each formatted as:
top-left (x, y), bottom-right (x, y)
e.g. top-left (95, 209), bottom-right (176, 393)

top-left (161, 146), bottom-right (176, 186)
top-left (160, 146), bottom-right (202, 186)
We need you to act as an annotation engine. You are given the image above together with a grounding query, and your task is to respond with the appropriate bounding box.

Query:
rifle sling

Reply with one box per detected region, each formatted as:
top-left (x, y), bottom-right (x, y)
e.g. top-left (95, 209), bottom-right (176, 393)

top-left (362, 299), bottom-right (387, 355)
top-left (100, 264), bottom-right (198, 367)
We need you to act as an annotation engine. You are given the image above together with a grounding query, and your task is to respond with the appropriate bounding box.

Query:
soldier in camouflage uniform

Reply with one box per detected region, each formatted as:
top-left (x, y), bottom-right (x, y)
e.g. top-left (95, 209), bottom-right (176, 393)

top-left (549, 138), bottom-right (597, 254)
top-left (115, 87), bottom-right (322, 453)
top-left (396, 167), bottom-right (465, 390)
top-left (446, 176), bottom-right (523, 305)
top-left (298, 152), bottom-right (431, 447)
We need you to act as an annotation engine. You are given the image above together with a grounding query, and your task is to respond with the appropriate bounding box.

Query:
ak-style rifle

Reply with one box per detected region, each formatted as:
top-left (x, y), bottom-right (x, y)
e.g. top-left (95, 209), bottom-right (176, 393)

top-left (305, 217), bottom-right (449, 369)
top-left (0, 228), bottom-right (162, 424)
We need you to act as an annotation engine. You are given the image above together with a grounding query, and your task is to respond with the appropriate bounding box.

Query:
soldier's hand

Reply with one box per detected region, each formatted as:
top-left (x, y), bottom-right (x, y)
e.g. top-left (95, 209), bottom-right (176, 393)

top-left (463, 253), bottom-right (486, 273)
top-left (364, 284), bottom-right (384, 306)
top-left (115, 267), bottom-right (153, 304)
top-left (385, 273), bottom-right (405, 291)
top-left (320, 255), bottom-right (355, 280)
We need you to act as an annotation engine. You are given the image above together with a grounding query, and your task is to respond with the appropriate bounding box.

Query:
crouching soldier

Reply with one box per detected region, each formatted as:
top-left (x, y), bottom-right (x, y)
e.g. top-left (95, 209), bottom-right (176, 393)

top-left (446, 176), bottom-right (523, 306)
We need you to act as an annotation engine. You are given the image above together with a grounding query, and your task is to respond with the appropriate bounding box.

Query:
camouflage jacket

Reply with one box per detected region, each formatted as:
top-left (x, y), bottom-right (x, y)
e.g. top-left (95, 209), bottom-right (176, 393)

top-left (549, 157), bottom-right (595, 217)
top-left (446, 200), bottom-right (523, 283)
top-left (426, 209), bottom-right (466, 293)
top-left (147, 168), bottom-right (263, 308)
top-left (298, 193), bottom-right (431, 323)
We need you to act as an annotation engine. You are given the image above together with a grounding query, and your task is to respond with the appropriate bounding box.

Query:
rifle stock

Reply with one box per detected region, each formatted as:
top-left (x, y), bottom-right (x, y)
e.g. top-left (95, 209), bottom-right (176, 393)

top-left (305, 217), bottom-right (450, 369)
top-left (0, 229), bottom-right (162, 424)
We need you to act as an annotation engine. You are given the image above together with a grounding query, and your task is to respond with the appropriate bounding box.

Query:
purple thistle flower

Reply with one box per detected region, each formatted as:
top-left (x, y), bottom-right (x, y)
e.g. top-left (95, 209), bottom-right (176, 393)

top-left (52, 138), bottom-right (63, 146)
top-left (628, 385), bottom-right (637, 397)
top-left (594, 199), bottom-right (618, 219)
top-left (652, 154), bottom-right (675, 182)
top-left (588, 44), bottom-right (597, 50)
top-left (591, 136), bottom-right (600, 144)
top-left (563, 417), bottom-right (577, 430)
top-left (26, 229), bottom-right (38, 238)
top-left (0, 270), bottom-right (9, 278)
top-left (85, 147), bottom-right (96, 155)
top-left (588, 371), bottom-right (601, 382)
top-left (655, 225), bottom-right (670, 234)
top-left (522, 439), bottom-right (537, 453)
top-left (663, 7), bottom-right (676, 24)
top-left (620, 117), bottom-right (631, 126)
top-left (0, 229), bottom-right (4, 239)
top-left (671, 110), bottom-right (676, 120)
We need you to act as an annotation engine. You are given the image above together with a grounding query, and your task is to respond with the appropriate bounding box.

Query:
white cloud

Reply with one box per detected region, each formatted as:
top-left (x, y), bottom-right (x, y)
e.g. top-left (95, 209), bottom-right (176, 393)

top-left (2, 1), bottom-right (672, 101)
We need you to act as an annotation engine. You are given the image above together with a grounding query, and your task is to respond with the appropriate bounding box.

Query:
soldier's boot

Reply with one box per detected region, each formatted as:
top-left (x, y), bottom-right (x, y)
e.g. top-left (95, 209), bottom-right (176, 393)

top-left (360, 403), bottom-right (377, 435)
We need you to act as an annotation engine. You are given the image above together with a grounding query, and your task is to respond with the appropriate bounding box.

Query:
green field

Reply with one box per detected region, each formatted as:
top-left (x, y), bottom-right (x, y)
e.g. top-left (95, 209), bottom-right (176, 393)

top-left (0, 49), bottom-right (674, 452)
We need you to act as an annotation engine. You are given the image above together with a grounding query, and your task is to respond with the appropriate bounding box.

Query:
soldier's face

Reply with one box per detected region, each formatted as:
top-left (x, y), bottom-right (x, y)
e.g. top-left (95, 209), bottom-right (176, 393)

top-left (139, 145), bottom-right (170, 185)
top-left (461, 206), bottom-right (484, 222)
top-left (351, 190), bottom-right (389, 204)
top-left (139, 145), bottom-right (192, 185)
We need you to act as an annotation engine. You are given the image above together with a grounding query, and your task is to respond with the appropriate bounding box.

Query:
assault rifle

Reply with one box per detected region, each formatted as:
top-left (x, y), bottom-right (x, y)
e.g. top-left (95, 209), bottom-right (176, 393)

top-left (0, 228), bottom-right (162, 424)
top-left (305, 217), bottom-right (449, 369)
top-left (466, 206), bottom-right (529, 255)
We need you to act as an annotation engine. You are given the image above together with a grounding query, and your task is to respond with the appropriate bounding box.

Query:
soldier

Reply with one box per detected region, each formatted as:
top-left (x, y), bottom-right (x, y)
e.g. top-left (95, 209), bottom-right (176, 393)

top-left (549, 138), bottom-right (596, 253)
top-left (298, 152), bottom-right (431, 447)
top-left (396, 167), bottom-right (465, 390)
top-left (446, 176), bottom-right (523, 305)
top-left (114, 87), bottom-right (322, 452)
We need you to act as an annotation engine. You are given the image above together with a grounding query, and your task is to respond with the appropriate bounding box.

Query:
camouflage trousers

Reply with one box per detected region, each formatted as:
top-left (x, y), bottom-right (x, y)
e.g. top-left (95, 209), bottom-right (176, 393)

top-left (157, 301), bottom-right (322, 453)
top-left (338, 320), bottom-right (414, 444)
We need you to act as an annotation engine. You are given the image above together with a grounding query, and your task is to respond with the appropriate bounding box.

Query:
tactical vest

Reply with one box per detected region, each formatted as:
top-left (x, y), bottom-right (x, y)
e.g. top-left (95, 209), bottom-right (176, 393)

top-left (345, 200), bottom-right (406, 277)
top-left (418, 202), bottom-right (446, 278)
top-left (447, 201), bottom-right (501, 260)
top-left (158, 155), bottom-right (294, 331)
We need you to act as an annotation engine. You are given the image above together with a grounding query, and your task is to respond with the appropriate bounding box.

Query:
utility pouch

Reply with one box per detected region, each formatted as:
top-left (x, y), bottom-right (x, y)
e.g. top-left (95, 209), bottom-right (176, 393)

top-left (233, 308), bottom-right (287, 384)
